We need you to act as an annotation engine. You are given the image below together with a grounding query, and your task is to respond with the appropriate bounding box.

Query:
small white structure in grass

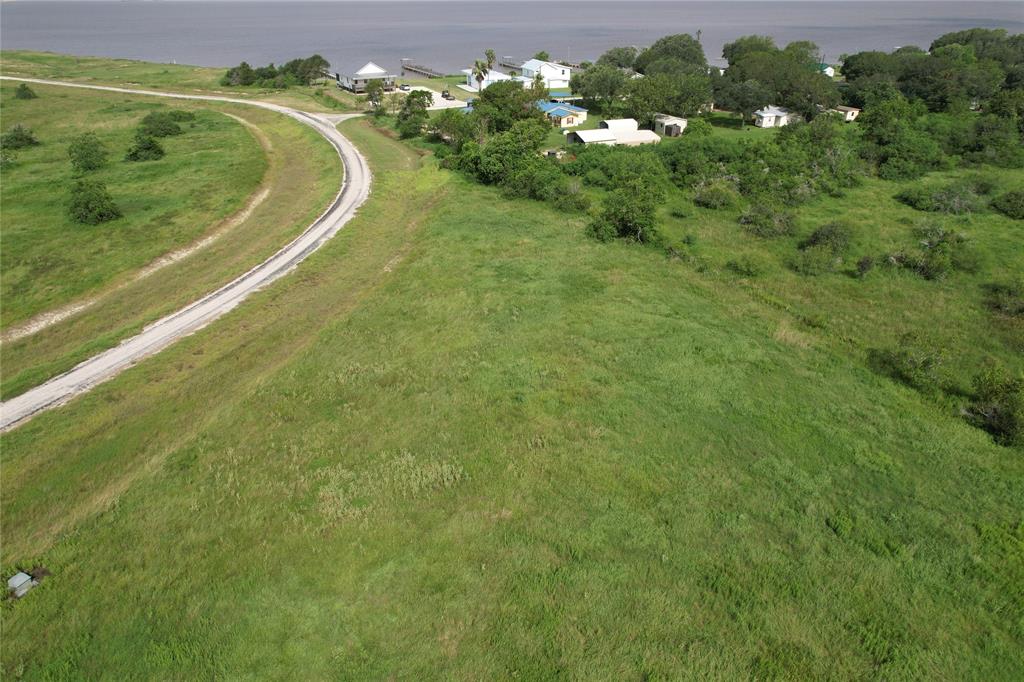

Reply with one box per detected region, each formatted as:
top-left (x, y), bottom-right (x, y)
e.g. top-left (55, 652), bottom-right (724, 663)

top-left (653, 113), bottom-right (688, 137)
top-left (340, 62), bottom-right (396, 93)
top-left (568, 119), bottom-right (661, 146)
top-left (518, 58), bottom-right (573, 90)
top-left (753, 105), bottom-right (798, 128)
top-left (8, 572), bottom-right (36, 598)
top-left (831, 105), bottom-right (861, 122)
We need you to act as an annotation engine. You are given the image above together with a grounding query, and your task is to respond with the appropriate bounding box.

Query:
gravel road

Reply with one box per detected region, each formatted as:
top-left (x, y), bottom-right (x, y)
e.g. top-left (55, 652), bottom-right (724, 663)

top-left (0, 77), bottom-right (371, 431)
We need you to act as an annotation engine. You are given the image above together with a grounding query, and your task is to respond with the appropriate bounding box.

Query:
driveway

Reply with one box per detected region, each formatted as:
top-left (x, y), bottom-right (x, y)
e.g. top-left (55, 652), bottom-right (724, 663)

top-left (0, 77), bottom-right (372, 431)
top-left (408, 86), bottom-right (467, 110)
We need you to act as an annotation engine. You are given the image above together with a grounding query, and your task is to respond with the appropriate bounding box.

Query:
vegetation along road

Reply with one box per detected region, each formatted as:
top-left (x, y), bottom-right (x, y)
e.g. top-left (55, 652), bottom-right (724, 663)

top-left (0, 78), bottom-right (371, 431)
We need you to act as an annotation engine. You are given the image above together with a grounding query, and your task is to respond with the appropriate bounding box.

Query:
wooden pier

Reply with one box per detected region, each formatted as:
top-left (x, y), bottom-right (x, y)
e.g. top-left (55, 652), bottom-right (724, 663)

top-left (400, 59), bottom-right (445, 79)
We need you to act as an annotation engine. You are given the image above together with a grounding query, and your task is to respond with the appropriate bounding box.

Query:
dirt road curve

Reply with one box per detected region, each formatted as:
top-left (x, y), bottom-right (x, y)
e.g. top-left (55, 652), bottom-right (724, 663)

top-left (0, 77), bottom-right (371, 431)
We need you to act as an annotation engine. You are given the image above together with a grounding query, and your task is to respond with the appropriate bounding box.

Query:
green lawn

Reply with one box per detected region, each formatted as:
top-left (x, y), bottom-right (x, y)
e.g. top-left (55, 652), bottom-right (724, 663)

top-left (0, 87), bottom-right (340, 399)
top-left (0, 82), bottom-right (267, 329)
top-left (0, 50), bottom-right (362, 112)
top-left (1, 116), bottom-right (1021, 679)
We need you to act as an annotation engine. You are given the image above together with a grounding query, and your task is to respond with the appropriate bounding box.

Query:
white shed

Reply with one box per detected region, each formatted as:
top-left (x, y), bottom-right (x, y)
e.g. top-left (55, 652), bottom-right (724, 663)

top-left (654, 114), bottom-right (688, 137)
top-left (753, 105), bottom-right (798, 128)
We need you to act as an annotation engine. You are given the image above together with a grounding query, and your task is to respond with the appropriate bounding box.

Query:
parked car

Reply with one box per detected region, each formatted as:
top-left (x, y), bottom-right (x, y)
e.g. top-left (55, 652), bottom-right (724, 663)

top-left (398, 84), bottom-right (411, 92)
top-left (441, 90), bottom-right (455, 100)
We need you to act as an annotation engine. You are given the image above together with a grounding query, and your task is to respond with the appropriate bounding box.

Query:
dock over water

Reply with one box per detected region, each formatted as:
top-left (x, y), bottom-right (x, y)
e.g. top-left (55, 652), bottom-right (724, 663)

top-left (400, 59), bottom-right (444, 78)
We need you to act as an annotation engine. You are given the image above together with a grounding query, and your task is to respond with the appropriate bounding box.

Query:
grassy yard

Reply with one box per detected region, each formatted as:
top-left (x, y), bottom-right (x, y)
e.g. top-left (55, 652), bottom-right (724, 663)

top-left (0, 82), bottom-right (266, 329)
top-left (0, 87), bottom-right (340, 399)
top-left (1, 117), bottom-right (1021, 679)
top-left (0, 50), bottom-right (362, 112)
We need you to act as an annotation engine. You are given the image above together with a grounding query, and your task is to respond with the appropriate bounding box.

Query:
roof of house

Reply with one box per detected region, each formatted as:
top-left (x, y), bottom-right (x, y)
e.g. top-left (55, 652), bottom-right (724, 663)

top-left (521, 59), bottom-right (571, 74)
top-left (614, 130), bottom-right (662, 145)
top-left (834, 105), bottom-right (861, 113)
top-left (354, 62), bottom-right (392, 77)
top-left (537, 100), bottom-right (587, 116)
top-left (572, 129), bottom-right (618, 144)
top-left (655, 113), bottom-right (687, 124)
top-left (754, 105), bottom-right (792, 118)
top-left (818, 63), bottom-right (833, 71)
top-left (600, 118), bottom-right (639, 131)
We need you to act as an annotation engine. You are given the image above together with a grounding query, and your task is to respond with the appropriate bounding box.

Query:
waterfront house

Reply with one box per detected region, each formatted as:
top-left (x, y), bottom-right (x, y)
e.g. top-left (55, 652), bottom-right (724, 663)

top-left (653, 113), bottom-right (688, 137)
top-left (519, 59), bottom-right (572, 90)
top-left (753, 105), bottom-right (798, 128)
top-left (340, 62), bottom-right (396, 93)
top-left (461, 68), bottom-right (518, 91)
top-left (537, 100), bottom-right (588, 127)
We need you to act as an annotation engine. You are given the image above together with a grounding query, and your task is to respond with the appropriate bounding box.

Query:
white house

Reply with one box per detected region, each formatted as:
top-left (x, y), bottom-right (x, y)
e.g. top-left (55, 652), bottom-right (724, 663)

top-left (461, 68), bottom-right (518, 91)
top-left (753, 105), bottom-right (798, 128)
top-left (569, 119), bottom-right (661, 146)
top-left (518, 59), bottom-right (572, 91)
top-left (818, 63), bottom-right (836, 78)
top-left (340, 62), bottom-right (396, 93)
top-left (653, 114), bottom-right (688, 137)
top-left (831, 105), bottom-right (861, 122)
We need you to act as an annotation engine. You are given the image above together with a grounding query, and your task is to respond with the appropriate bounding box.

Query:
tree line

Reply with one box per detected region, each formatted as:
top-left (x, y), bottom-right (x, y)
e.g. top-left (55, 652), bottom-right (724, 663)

top-left (221, 55), bottom-right (330, 88)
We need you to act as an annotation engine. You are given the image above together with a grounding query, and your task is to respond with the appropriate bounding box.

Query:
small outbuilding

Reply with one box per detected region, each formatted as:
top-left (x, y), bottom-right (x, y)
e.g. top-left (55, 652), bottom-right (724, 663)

top-left (831, 105), bottom-right (861, 122)
top-left (7, 572), bottom-right (36, 598)
top-left (753, 105), bottom-right (798, 128)
top-left (818, 63), bottom-right (836, 78)
top-left (340, 62), bottom-right (396, 93)
top-left (654, 113), bottom-right (688, 137)
top-left (569, 119), bottom-right (661, 146)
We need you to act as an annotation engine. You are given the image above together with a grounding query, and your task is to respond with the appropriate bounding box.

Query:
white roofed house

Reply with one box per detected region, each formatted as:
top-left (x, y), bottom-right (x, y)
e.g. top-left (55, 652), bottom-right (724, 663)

top-left (340, 62), bottom-right (396, 93)
top-left (518, 59), bottom-right (572, 90)
top-left (569, 119), bottom-right (661, 146)
top-left (753, 105), bottom-right (799, 128)
top-left (831, 105), bottom-right (861, 122)
top-left (461, 67), bottom-right (517, 91)
top-left (653, 114), bottom-right (688, 137)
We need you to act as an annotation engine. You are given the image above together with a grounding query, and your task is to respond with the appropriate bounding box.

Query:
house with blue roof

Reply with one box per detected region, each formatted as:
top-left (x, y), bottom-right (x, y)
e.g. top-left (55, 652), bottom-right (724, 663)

top-left (536, 100), bottom-right (588, 128)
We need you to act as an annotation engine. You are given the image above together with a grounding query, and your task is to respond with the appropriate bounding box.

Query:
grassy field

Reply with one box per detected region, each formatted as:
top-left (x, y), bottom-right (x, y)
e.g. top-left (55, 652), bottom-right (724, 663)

top-left (2, 113), bottom-right (1022, 679)
top-left (0, 50), bottom-right (362, 112)
top-left (0, 81), bottom-right (266, 328)
top-left (0, 85), bottom-right (340, 399)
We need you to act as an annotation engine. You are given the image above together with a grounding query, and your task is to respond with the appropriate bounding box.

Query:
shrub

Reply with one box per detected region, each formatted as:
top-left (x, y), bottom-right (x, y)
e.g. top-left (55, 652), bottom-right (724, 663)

top-left (0, 148), bottom-right (15, 168)
top-left (966, 366), bottom-right (1023, 446)
top-left (167, 110), bottom-right (196, 123)
top-left (910, 224), bottom-right (978, 279)
top-left (14, 83), bottom-right (38, 100)
top-left (1, 124), bottom-right (39, 149)
top-left (124, 134), bottom-right (165, 162)
top-left (856, 255), bottom-right (876, 278)
top-left (693, 179), bottom-right (740, 209)
top-left (991, 190), bottom-right (1024, 220)
top-left (67, 132), bottom-right (108, 173)
top-left (683, 118), bottom-right (713, 137)
top-left (588, 175), bottom-right (661, 243)
top-left (896, 183), bottom-right (980, 215)
top-left (139, 111), bottom-right (183, 137)
top-left (867, 333), bottom-right (944, 391)
top-left (726, 254), bottom-right (767, 277)
top-left (799, 221), bottom-right (853, 255)
top-left (983, 279), bottom-right (1024, 317)
top-left (67, 180), bottom-right (122, 224)
top-left (789, 245), bottom-right (836, 276)
top-left (739, 205), bottom-right (795, 238)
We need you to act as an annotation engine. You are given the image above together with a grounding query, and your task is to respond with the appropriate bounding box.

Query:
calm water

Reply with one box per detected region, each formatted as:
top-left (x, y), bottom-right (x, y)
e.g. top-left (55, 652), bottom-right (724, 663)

top-left (2, 1), bottom-right (1022, 74)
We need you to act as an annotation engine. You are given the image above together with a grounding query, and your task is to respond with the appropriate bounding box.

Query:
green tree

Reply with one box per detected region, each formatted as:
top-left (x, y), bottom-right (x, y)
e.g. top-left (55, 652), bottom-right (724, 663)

top-left (570, 64), bottom-right (627, 111)
top-left (717, 79), bottom-right (772, 127)
top-left (634, 34), bottom-right (708, 75)
top-left (596, 46), bottom-right (638, 69)
top-left (473, 80), bottom-right (546, 134)
top-left (67, 132), bottom-right (108, 173)
top-left (139, 111), bottom-right (183, 137)
top-left (588, 172), bottom-right (664, 243)
top-left (396, 89), bottom-right (433, 138)
top-left (533, 51), bottom-right (550, 61)
top-left (14, 83), bottom-right (38, 100)
top-left (67, 179), bottom-right (121, 224)
top-left (365, 79), bottom-right (386, 115)
top-left (722, 35), bottom-right (777, 67)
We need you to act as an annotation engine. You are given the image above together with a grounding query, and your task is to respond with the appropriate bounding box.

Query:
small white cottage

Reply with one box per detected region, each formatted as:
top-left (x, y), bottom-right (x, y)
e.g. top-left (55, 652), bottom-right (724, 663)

top-left (753, 105), bottom-right (798, 128)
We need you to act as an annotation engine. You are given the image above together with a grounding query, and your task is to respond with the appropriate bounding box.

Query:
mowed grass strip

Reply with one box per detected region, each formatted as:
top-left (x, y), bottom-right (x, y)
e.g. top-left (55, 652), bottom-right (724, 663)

top-left (0, 93), bottom-right (340, 399)
top-left (0, 50), bottom-right (361, 112)
top-left (0, 82), bottom-right (266, 328)
top-left (2, 123), bottom-right (1021, 678)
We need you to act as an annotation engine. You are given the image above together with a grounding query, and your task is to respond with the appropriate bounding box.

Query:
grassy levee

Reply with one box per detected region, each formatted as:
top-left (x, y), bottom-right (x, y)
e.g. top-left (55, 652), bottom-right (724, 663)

top-left (0, 50), bottom-right (361, 112)
top-left (1, 82), bottom-right (266, 328)
top-left (0, 94), bottom-right (340, 399)
top-left (2, 121), bottom-right (1022, 678)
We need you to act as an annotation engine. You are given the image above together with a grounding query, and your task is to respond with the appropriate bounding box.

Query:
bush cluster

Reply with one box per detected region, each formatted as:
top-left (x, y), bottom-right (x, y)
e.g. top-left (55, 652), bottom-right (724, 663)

top-left (983, 279), bottom-right (1024, 317)
top-left (967, 366), bottom-right (1023, 447)
top-left (1, 124), bottom-right (40, 149)
top-left (868, 333), bottom-right (945, 391)
top-left (991, 189), bottom-right (1024, 220)
top-left (895, 182), bottom-right (981, 215)
top-left (693, 179), bottom-right (740, 209)
top-left (67, 132), bottom-right (108, 173)
top-left (738, 204), bottom-right (796, 238)
top-left (67, 179), bottom-right (121, 225)
top-left (14, 83), bottom-right (38, 100)
top-left (221, 55), bottom-right (329, 88)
